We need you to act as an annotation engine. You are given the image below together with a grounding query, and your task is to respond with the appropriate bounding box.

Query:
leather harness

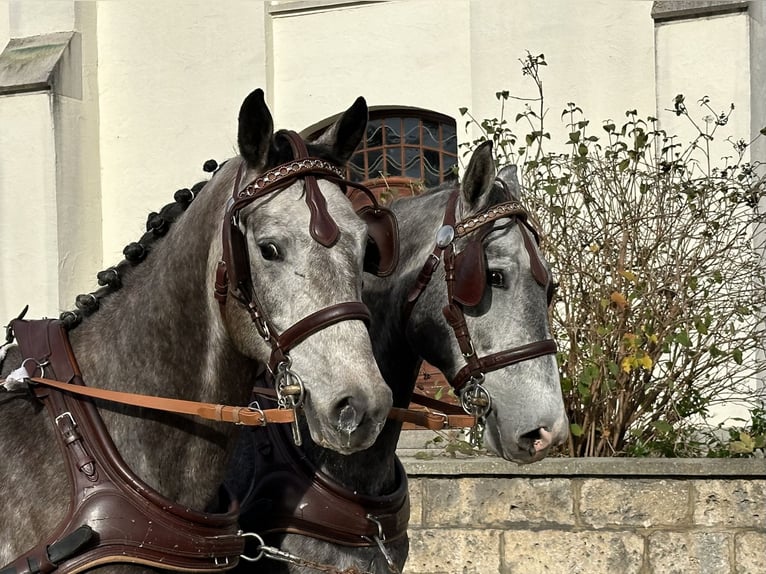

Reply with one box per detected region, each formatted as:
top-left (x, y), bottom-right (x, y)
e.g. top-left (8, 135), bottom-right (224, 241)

top-left (2, 319), bottom-right (244, 574)
top-left (0, 135), bottom-right (405, 573)
top-left (239, 385), bottom-right (410, 550)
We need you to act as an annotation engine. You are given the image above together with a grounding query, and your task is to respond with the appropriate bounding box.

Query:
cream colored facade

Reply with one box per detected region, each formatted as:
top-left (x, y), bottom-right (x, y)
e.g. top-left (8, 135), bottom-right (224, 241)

top-left (1, 0), bottom-right (764, 418)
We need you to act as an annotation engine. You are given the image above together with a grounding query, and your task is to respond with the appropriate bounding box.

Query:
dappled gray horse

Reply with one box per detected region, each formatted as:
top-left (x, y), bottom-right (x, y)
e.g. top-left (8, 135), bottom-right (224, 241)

top-left (228, 141), bottom-right (568, 573)
top-left (0, 88), bottom-right (391, 573)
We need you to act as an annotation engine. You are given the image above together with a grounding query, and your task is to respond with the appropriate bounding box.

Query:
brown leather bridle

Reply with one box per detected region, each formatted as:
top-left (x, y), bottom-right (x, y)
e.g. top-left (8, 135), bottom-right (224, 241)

top-left (403, 181), bottom-right (558, 422)
top-left (212, 131), bottom-right (385, 443)
top-left (213, 131), bottom-right (373, 375)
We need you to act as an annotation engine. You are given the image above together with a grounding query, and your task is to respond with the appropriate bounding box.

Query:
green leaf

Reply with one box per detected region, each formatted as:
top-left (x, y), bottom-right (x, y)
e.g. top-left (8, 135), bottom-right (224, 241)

top-left (675, 331), bottom-right (692, 347)
top-left (733, 348), bottom-right (743, 365)
top-left (570, 423), bottom-right (584, 437)
top-left (568, 131), bottom-right (581, 144)
top-left (458, 107), bottom-right (468, 116)
top-left (760, 126), bottom-right (766, 136)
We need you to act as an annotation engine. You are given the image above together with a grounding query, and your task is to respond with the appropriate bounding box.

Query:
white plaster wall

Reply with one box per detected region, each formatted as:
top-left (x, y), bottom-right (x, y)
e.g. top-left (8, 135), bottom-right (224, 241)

top-left (469, 0), bottom-right (656, 154)
top-left (95, 0), bottom-right (268, 262)
top-left (269, 0), bottom-right (472, 137)
top-left (8, 0), bottom-right (74, 37)
top-left (0, 1), bottom-right (9, 52)
top-left (0, 93), bottom-right (60, 320)
top-left (655, 12), bottom-right (751, 168)
top-left (749, 0), bottom-right (766, 175)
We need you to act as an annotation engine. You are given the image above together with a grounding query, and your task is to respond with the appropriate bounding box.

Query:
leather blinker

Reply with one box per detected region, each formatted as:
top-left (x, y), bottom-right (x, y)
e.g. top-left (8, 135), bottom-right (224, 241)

top-left (356, 204), bottom-right (399, 277)
top-left (452, 239), bottom-right (487, 307)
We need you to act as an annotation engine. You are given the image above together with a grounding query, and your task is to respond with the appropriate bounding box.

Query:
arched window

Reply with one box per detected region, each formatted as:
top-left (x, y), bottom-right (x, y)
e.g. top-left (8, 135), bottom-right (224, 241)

top-left (347, 110), bottom-right (458, 188)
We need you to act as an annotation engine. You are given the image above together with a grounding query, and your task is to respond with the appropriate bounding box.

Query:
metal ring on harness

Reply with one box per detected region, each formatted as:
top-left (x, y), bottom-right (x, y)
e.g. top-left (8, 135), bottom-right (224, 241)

top-left (238, 531), bottom-right (266, 563)
top-left (21, 357), bottom-right (48, 379)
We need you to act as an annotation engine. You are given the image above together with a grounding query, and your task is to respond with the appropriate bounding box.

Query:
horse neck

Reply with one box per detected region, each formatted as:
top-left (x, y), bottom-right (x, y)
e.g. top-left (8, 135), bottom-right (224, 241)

top-left (67, 166), bottom-right (256, 509)
top-left (298, 188), bottom-right (453, 495)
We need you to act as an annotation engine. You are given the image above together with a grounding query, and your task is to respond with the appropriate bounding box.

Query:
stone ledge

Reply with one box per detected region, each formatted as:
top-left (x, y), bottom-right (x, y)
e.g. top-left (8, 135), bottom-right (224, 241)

top-left (0, 31), bottom-right (80, 97)
top-left (399, 454), bottom-right (766, 478)
top-left (652, 0), bottom-right (749, 22)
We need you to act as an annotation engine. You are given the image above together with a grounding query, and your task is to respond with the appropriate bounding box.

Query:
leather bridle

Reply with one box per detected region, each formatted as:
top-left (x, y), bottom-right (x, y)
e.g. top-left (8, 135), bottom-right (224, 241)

top-left (403, 181), bottom-right (558, 422)
top-left (213, 131), bottom-right (382, 443)
top-left (214, 131), bottom-right (372, 374)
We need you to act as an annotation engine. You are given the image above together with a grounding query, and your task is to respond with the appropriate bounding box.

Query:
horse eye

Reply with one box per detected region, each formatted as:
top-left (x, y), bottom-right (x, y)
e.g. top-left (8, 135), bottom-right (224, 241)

top-left (488, 269), bottom-right (506, 288)
top-left (259, 242), bottom-right (281, 261)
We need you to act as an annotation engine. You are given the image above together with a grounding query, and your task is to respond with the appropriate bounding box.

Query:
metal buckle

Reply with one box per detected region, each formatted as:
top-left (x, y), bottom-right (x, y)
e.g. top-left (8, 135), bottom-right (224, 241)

top-left (54, 411), bottom-right (76, 429)
top-left (274, 359), bottom-right (305, 446)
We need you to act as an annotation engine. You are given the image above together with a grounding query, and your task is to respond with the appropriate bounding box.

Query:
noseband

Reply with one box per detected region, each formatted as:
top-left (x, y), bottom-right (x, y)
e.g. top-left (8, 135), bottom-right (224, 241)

top-left (404, 181), bottom-right (558, 421)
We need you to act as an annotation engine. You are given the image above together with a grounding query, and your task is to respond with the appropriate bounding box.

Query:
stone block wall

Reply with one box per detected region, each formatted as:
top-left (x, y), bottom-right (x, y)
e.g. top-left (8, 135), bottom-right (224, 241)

top-left (398, 456), bottom-right (766, 574)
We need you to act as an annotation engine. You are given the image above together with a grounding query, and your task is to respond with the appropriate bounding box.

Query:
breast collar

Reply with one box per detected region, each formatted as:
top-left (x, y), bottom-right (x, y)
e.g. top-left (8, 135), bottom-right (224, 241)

top-left (2, 319), bottom-right (244, 574)
top-left (237, 384), bottom-right (410, 549)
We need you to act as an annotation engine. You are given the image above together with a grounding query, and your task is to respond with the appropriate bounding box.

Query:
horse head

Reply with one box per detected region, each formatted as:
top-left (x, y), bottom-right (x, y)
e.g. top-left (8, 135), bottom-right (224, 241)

top-left (403, 141), bottom-right (568, 463)
top-left (216, 89), bottom-right (392, 454)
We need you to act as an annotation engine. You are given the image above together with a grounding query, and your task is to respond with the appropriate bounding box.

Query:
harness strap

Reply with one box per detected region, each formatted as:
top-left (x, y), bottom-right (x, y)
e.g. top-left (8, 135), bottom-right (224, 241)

top-left (451, 339), bottom-right (558, 392)
top-left (27, 376), bottom-right (295, 426)
top-left (3, 319), bottom-right (244, 574)
top-left (239, 412), bottom-right (410, 548)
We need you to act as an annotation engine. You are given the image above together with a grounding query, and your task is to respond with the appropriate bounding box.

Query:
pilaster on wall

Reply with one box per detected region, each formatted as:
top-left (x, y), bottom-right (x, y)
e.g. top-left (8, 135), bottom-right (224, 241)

top-left (0, 0), bottom-right (101, 322)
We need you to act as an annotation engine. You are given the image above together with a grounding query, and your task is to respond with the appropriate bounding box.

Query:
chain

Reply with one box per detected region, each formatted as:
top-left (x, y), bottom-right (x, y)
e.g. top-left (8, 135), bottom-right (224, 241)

top-left (258, 544), bottom-right (376, 574)
top-left (240, 532), bottom-right (377, 574)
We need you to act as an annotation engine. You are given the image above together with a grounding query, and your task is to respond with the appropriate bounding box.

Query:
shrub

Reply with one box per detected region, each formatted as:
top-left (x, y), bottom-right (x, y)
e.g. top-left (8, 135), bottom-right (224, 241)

top-left (461, 53), bottom-right (766, 457)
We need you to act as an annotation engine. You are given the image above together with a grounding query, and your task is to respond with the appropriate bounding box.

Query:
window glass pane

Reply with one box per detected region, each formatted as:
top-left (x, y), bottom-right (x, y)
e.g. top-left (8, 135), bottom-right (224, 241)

top-left (422, 120), bottom-right (439, 148)
top-left (441, 122), bottom-right (457, 150)
top-left (423, 149), bottom-right (440, 187)
top-left (404, 147), bottom-right (422, 179)
top-left (367, 119), bottom-right (383, 148)
top-left (383, 118), bottom-right (402, 145)
top-left (403, 118), bottom-right (420, 145)
top-left (349, 152), bottom-right (366, 181)
top-left (441, 153), bottom-right (458, 181)
top-left (368, 149), bottom-right (384, 177)
top-left (385, 147), bottom-right (403, 176)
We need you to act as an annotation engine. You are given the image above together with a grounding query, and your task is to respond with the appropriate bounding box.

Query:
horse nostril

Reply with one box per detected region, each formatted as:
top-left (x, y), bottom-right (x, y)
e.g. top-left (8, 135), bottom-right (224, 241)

top-left (336, 396), bottom-right (368, 433)
top-left (519, 427), bottom-right (553, 455)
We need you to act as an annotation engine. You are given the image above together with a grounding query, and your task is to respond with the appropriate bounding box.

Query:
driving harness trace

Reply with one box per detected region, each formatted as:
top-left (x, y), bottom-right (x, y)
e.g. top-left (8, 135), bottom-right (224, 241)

top-left (2, 319), bottom-right (245, 574)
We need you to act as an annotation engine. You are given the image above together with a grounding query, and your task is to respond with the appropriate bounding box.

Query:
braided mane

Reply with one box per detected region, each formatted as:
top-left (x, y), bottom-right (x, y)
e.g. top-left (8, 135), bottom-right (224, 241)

top-left (60, 159), bottom-right (222, 330)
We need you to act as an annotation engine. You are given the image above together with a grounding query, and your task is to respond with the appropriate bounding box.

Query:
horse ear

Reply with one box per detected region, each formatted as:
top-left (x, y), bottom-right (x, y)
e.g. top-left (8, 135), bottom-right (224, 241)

top-left (461, 140), bottom-right (495, 212)
top-left (238, 88), bottom-right (274, 169)
top-left (497, 164), bottom-right (522, 201)
top-left (314, 96), bottom-right (368, 164)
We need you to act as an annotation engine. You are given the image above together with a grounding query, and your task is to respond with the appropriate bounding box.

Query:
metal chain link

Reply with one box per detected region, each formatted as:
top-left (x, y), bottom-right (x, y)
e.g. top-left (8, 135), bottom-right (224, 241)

top-left (239, 530), bottom-right (401, 574)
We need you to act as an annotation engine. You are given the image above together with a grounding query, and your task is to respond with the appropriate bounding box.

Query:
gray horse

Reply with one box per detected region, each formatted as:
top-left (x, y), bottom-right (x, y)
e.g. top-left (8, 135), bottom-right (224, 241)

top-left (229, 141), bottom-right (568, 573)
top-left (0, 89), bottom-right (392, 572)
